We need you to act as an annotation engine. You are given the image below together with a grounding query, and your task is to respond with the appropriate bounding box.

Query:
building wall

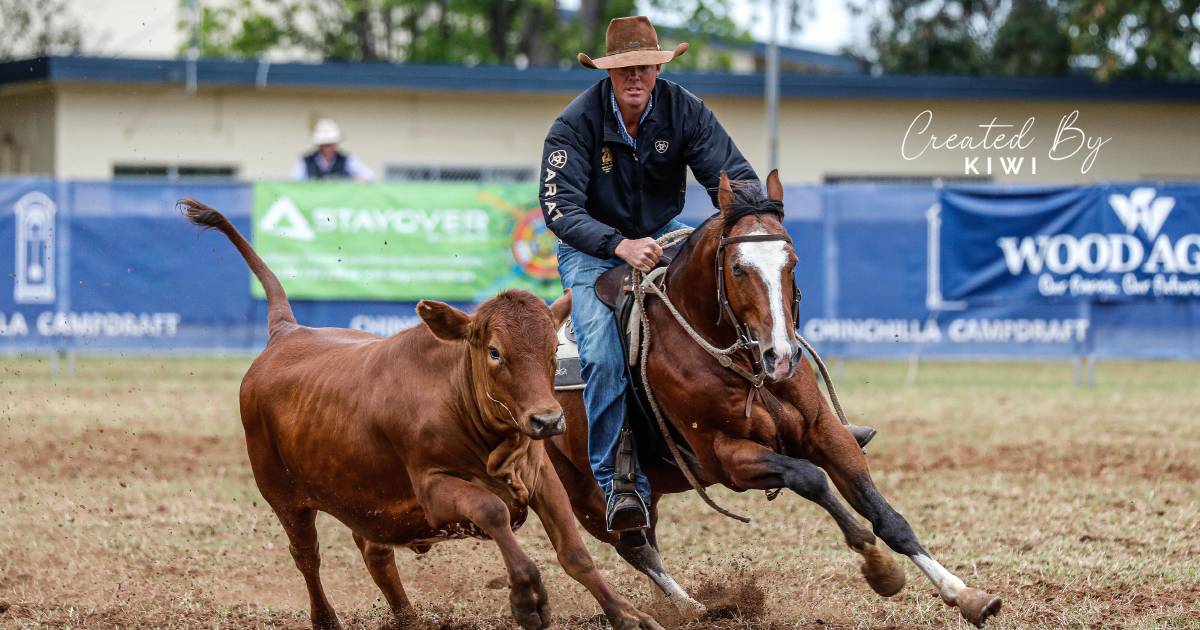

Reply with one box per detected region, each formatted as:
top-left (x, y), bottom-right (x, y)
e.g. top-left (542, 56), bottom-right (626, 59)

top-left (49, 81), bottom-right (1200, 183)
top-left (0, 85), bottom-right (56, 175)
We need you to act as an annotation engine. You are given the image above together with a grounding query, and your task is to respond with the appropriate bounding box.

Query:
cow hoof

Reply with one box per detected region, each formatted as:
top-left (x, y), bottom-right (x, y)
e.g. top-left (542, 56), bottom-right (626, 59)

top-left (859, 544), bottom-right (906, 597)
top-left (511, 582), bottom-right (551, 630)
top-left (956, 588), bottom-right (1001, 627)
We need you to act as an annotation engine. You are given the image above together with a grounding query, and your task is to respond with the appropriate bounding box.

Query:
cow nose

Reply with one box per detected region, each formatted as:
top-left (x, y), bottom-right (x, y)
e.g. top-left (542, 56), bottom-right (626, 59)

top-left (528, 411), bottom-right (566, 437)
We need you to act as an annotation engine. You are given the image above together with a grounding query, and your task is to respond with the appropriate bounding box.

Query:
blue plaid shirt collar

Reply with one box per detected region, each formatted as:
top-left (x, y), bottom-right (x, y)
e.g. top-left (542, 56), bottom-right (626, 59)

top-left (610, 89), bottom-right (654, 150)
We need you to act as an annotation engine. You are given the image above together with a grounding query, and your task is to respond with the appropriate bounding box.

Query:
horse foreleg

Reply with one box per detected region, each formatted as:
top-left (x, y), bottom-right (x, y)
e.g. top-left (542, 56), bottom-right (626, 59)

top-left (713, 435), bottom-right (906, 597)
top-left (806, 414), bottom-right (1002, 628)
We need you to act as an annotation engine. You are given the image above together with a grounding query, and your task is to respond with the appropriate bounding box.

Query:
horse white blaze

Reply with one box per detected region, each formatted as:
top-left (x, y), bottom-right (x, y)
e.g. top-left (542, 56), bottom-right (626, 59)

top-left (736, 229), bottom-right (793, 378)
top-left (911, 553), bottom-right (967, 603)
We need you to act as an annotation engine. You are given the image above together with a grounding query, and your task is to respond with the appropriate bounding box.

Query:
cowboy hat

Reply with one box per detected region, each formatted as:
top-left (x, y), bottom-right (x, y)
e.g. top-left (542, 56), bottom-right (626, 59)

top-left (578, 16), bottom-right (688, 70)
top-left (311, 118), bottom-right (343, 145)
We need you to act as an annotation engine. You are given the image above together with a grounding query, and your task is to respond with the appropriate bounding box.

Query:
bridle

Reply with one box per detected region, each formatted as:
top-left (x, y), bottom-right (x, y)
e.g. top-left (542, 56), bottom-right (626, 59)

top-left (630, 207), bottom-right (854, 522)
top-left (713, 215), bottom-right (802, 382)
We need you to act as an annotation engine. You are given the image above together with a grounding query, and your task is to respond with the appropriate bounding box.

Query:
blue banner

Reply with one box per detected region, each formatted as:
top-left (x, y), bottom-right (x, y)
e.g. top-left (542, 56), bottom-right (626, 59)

top-left (939, 184), bottom-right (1200, 303)
top-left (1, 178), bottom-right (1198, 359)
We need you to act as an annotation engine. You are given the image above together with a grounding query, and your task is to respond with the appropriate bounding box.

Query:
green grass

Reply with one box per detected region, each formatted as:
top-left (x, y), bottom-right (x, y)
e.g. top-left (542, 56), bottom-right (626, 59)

top-left (0, 357), bottom-right (1197, 629)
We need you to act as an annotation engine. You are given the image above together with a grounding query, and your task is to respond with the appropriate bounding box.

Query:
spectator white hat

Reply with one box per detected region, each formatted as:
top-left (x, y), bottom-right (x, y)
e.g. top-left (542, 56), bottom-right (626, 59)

top-left (311, 118), bottom-right (343, 145)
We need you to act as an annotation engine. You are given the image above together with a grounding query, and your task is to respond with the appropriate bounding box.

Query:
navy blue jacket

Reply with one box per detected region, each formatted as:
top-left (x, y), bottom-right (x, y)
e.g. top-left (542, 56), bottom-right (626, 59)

top-left (539, 77), bottom-right (757, 259)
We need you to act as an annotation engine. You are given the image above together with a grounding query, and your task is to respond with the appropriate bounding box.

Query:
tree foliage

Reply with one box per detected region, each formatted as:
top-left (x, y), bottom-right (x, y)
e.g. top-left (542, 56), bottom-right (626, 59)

top-left (851, 0), bottom-right (1200, 80)
top-left (179, 0), bottom-right (802, 70)
top-left (0, 0), bottom-right (84, 61)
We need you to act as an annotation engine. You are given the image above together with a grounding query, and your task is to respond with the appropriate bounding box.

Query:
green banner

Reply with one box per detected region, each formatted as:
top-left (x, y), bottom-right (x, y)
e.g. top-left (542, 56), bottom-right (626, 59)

top-left (251, 182), bottom-right (560, 301)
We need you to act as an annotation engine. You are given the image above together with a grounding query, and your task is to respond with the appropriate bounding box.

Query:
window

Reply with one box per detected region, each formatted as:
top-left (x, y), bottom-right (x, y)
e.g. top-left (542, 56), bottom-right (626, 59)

top-left (385, 164), bottom-right (535, 183)
top-left (113, 164), bottom-right (238, 181)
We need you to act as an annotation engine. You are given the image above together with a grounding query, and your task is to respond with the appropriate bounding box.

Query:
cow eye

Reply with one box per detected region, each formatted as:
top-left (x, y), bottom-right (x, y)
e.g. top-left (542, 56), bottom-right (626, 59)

top-left (488, 346), bottom-right (501, 361)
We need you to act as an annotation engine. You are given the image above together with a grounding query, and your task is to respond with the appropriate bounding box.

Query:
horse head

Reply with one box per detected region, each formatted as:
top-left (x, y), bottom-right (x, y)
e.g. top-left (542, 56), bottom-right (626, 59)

top-left (712, 170), bottom-right (800, 382)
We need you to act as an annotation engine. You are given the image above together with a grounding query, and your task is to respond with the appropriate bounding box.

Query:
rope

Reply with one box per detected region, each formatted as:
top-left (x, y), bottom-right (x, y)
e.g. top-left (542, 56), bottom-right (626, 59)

top-left (632, 229), bottom-right (750, 523)
top-left (793, 334), bottom-right (850, 427)
top-left (626, 227), bottom-right (853, 524)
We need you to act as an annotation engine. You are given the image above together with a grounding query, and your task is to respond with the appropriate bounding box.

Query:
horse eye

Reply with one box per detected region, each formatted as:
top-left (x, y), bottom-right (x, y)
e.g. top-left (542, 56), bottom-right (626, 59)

top-left (488, 346), bottom-right (501, 361)
top-left (731, 263), bottom-right (744, 276)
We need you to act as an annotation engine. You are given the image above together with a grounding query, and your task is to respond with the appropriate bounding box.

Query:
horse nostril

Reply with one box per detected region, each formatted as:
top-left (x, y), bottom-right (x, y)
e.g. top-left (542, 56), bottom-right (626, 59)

top-left (763, 348), bottom-right (778, 368)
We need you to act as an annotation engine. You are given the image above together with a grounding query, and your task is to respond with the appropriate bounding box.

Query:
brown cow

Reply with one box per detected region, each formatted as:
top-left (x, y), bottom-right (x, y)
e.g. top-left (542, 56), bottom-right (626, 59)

top-left (179, 199), bottom-right (661, 630)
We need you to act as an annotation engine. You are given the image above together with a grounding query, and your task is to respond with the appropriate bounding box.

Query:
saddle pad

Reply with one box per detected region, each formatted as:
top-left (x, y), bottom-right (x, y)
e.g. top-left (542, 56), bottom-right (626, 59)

top-left (555, 318), bottom-right (585, 391)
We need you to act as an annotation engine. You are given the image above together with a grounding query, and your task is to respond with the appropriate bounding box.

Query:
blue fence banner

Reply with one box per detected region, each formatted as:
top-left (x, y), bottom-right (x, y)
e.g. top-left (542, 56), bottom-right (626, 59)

top-left (939, 184), bottom-right (1200, 304)
top-left (2, 178), bottom-right (1198, 359)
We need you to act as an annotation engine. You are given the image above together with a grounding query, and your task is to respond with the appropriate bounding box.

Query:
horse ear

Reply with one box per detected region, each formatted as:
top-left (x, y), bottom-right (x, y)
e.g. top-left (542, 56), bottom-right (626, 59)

top-left (766, 169), bottom-right (784, 202)
top-left (717, 172), bottom-right (734, 215)
top-left (549, 289), bottom-right (572, 329)
top-left (417, 300), bottom-right (472, 341)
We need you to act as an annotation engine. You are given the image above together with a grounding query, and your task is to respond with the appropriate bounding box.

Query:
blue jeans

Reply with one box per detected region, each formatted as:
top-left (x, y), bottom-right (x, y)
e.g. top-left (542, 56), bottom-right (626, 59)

top-left (556, 219), bottom-right (689, 507)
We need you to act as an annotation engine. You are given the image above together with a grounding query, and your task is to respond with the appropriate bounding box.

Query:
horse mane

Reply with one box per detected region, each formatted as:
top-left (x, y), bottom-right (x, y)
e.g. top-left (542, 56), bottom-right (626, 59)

top-left (714, 180), bottom-right (784, 233)
top-left (667, 179), bottom-right (784, 277)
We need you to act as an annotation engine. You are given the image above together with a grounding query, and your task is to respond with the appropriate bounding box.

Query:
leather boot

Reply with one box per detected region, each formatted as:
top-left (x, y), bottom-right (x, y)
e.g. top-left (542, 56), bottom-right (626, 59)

top-left (607, 492), bottom-right (649, 532)
top-left (848, 424), bottom-right (877, 449)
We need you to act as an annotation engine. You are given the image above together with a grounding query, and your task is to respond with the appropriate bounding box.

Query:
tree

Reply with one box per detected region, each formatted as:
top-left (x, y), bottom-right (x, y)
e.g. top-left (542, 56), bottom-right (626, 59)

top-left (850, 0), bottom-right (1200, 80)
top-left (177, 0), bottom-right (807, 71)
top-left (992, 0), bottom-right (1072, 76)
top-left (1067, 0), bottom-right (1200, 81)
top-left (0, 0), bottom-right (84, 61)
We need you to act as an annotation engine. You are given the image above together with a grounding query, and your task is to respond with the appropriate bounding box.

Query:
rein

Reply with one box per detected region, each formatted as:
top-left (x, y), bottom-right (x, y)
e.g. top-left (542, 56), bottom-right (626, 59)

top-left (631, 225), bottom-right (852, 522)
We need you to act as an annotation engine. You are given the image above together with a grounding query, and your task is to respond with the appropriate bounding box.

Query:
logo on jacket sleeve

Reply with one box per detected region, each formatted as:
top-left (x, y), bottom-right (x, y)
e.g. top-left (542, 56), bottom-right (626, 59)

top-left (601, 147), bottom-right (614, 174)
top-left (548, 150), bottom-right (568, 169)
top-left (654, 139), bottom-right (669, 154)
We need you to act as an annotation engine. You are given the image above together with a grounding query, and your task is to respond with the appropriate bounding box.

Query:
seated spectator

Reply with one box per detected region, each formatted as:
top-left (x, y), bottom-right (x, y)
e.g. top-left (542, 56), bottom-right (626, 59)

top-left (292, 118), bottom-right (374, 181)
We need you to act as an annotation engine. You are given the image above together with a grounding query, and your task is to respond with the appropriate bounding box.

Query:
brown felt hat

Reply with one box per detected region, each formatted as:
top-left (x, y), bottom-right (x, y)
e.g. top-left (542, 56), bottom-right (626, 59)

top-left (578, 16), bottom-right (688, 70)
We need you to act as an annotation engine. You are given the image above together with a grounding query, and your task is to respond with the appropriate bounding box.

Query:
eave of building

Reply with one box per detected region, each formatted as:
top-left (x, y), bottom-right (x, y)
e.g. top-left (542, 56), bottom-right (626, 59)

top-left (1, 55), bottom-right (1198, 103)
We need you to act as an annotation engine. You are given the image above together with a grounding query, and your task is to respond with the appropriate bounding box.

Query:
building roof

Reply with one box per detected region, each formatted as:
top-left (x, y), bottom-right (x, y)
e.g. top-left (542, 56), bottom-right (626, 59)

top-left (2, 55), bottom-right (1198, 102)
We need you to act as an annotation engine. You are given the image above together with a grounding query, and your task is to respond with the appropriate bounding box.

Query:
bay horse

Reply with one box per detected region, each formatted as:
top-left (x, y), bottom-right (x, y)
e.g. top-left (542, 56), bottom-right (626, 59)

top-left (545, 172), bottom-right (1002, 627)
top-left (180, 199), bottom-right (662, 630)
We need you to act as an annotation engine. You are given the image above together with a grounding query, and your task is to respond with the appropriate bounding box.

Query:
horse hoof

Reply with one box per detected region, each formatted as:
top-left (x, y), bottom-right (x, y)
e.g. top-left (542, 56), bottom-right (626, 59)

top-left (859, 544), bottom-right (906, 597)
top-left (670, 595), bottom-right (706, 616)
top-left (956, 588), bottom-right (1001, 627)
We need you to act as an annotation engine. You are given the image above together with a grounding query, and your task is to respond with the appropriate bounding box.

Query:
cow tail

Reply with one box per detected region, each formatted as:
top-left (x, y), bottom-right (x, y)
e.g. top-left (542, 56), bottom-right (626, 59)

top-left (178, 198), bottom-right (297, 334)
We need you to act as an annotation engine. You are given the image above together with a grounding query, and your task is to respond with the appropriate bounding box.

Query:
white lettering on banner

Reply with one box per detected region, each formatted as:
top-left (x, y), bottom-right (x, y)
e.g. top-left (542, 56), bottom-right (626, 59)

top-left (991, 188), bottom-right (1199, 298)
top-left (802, 318), bottom-right (1090, 344)
top-left (349, 314), bottom-right (421, 337)
top-left (33, 312), bottom-right (181, 338)
top-left (309, 207), bottom-right (490, 238)
top-left (0, 312), bottom-right (30, 336)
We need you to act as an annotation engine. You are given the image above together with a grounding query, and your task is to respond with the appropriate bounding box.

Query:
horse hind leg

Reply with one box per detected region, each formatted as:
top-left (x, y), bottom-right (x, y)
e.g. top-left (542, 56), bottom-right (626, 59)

top-left (545, 443), bottom-right (706, 615)
top-left (615, 529), bottom-right (706, 616)
top-left (808, 415), bottom-right (1002, 627)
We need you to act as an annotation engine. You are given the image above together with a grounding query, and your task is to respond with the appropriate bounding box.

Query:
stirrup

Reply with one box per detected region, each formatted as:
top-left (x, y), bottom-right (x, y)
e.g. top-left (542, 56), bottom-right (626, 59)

top-left (606, 492), bottom-right (649, 532)
top-left (848, 424), bottom-right (877, 449)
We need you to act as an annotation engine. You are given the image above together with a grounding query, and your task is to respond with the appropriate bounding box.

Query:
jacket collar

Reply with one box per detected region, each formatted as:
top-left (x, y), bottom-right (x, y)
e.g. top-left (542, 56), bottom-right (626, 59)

top-left (602, 78), bottom-right (662, 145)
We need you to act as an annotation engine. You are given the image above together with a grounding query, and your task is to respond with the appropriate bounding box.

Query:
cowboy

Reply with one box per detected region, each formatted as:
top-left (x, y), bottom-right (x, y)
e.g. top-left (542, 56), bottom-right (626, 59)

top-left (538, 16), bottom-right (760, 532)
top-left (292, 118), bottom-right (374, 181)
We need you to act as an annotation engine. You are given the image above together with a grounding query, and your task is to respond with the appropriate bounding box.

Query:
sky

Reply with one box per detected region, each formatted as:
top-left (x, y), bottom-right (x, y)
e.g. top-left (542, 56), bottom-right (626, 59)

top-left (70, 0), bottom-right (859, 59)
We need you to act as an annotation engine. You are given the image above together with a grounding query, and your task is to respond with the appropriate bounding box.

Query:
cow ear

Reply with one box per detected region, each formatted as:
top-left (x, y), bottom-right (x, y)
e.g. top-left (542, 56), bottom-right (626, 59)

top-left (717, 172), bottom-right (734, 215)
top-left (549, 289), bottom-right (572, 329)
top-left (766, 169), bottom-right (784, 202)
top-left (417, 300), bottom-right (471, 341)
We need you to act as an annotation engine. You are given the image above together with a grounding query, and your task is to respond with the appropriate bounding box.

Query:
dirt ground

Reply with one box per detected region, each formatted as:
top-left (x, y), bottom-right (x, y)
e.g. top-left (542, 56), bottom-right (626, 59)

top-left (1, 357), bottom-right (1197, 629)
